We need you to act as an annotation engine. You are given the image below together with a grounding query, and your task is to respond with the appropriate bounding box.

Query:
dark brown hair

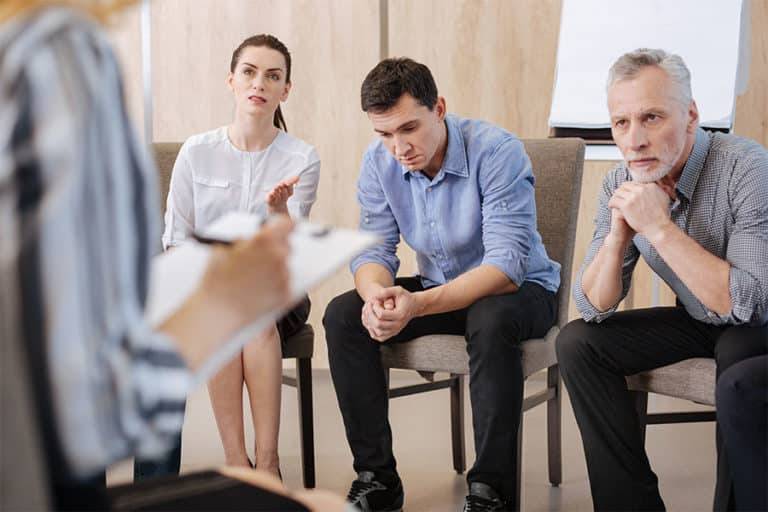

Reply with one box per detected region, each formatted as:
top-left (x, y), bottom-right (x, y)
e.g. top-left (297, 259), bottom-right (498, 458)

top-left (361, 57), bottom-right (438, 113)
top-left (230, 34), bottom-right (291, 131)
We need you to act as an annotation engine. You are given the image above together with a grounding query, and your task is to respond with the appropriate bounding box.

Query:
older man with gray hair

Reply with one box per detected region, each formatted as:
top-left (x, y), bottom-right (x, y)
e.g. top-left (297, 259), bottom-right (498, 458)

top-left (556, 48), bottom-right (767, 511)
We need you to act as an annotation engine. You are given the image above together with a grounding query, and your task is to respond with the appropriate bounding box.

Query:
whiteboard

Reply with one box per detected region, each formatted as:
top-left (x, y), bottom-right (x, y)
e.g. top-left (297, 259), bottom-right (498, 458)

top-left (549, 0), bottom-right (749, 130)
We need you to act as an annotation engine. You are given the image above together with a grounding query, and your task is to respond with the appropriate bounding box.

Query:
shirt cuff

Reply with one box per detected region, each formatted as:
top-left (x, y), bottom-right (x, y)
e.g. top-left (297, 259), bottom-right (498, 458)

top-left (350, 253), bottom-right (398, 278)
top-left (572, 268), bottom-right (619, 323)
top-left (481, 257), bottom-right (525, 288)
top-left (717, 266), bottom-right (766, 325)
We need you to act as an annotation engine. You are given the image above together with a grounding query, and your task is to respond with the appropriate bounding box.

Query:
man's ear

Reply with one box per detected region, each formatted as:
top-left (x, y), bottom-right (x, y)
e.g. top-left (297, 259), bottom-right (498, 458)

top-left (686, 100), bottom-right (699, 133)
top-left (434, 96), bottom-right (447, 122)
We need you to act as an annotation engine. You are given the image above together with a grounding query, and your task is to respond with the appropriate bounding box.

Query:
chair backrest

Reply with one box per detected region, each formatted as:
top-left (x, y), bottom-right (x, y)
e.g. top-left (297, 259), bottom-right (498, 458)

top-left (151, 142), bottom-right (183, 209)
top-left (521, 138), bottom-right (585, 328)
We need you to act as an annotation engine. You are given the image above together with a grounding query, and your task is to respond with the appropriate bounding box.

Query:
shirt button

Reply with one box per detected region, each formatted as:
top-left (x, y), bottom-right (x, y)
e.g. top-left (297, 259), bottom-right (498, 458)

top-left (426, 187), bottom-right (431, 192)
top-left (430, 221), bottom-right (435, 227)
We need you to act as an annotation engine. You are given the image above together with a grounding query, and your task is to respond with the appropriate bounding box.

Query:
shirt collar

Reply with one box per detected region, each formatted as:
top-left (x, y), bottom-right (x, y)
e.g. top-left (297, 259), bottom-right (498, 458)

top-left (675, 127), bottom-right (710, 200)
top-left (400, 114), bottom-right (469, 179)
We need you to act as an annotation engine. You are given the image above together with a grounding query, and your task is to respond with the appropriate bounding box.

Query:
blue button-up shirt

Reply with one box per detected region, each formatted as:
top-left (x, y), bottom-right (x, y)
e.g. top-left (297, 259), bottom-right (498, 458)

top-left (351, 114), bottom-right (560, 293)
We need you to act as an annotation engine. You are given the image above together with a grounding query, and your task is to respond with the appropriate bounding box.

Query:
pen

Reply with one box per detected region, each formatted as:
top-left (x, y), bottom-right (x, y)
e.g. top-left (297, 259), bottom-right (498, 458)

top-left (191, 232), bottom-right (234, 245)
top-left (191, 216), bottom-right (331, 246)
top-left (191, 215), bottom-right (266, 245)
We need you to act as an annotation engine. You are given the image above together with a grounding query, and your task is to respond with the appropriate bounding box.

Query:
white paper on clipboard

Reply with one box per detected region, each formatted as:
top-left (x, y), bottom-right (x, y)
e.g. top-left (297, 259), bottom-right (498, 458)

top-left (146, 212), bottom-right (378, 381)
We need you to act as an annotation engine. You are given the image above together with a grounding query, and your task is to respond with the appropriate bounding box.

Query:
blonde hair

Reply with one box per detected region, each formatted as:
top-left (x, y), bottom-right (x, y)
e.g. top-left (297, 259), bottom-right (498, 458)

top-left (0, 0), bottom-right (138, 24)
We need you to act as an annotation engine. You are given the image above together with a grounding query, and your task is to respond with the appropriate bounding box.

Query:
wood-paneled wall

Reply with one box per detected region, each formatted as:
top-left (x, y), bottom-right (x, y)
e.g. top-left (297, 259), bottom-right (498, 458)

top-left (389, 0), bottom-right (562, 139)
top-left (108, 6), bottom-right (143, 138)
top-left (107, 0), bottom-right (767, 368)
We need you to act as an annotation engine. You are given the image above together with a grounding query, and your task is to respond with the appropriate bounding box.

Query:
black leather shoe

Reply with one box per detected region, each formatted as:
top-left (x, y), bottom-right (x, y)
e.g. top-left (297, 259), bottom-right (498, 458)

top-left (346, 471), bottom-right (404, 512)
top-left (463, 482), bottom-right (511, 511)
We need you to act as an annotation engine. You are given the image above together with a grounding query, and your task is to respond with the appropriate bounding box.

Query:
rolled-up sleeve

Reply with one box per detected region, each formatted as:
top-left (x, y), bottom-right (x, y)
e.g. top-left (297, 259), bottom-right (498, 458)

top-left (161, 145), bottom-right (195, 249)
top-left (718, 154), bottom-right (768, 325)
top-left (350, 152), bottom-right (400, 277)
top-left (572, 170), bottom-right (640, 323)
top-left (478, 138), bottom-right (537, 286)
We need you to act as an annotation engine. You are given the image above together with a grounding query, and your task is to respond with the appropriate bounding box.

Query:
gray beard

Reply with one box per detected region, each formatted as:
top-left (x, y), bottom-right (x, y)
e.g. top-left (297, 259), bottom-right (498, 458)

top-left (629, 164), bottom-right (671, 183)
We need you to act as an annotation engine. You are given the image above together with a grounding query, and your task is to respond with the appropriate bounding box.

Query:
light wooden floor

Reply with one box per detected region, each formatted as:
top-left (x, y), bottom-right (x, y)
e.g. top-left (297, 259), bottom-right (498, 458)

top-left (108, 370), bottom-right (717, 511)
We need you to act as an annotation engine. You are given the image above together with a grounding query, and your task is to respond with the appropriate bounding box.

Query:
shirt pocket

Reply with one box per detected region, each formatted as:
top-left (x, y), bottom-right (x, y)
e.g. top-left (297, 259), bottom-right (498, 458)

top-left (192, 175), bottom-right (235, 227)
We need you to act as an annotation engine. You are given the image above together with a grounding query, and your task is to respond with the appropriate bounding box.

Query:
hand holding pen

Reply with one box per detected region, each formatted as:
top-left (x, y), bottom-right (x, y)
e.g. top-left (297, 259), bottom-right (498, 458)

top-left (162, 216), bottom-right (293, 370)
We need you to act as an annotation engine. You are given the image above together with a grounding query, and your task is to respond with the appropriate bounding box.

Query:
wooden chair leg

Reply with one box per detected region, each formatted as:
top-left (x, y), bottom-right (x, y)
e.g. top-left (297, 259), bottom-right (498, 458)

top-left (631, 390), bottom-right (649, 445)
top-left (296, 357), bottom-right (315, 488)
top-left (450, 374), bottom-right (466, 474)
top-left (512, 412), bottom-right (523, 512)
top-left (547, 364), bottom-right (562, 486)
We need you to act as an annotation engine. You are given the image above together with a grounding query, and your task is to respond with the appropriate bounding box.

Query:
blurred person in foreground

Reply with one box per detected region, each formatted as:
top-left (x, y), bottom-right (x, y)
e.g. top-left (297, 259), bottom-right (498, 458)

top-left (0, 1), bottom-right (347, 510)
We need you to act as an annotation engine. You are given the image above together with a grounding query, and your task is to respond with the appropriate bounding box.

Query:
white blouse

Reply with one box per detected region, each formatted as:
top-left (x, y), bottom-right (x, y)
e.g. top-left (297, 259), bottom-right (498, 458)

top-left (162, 127), bottom-right (320, 248)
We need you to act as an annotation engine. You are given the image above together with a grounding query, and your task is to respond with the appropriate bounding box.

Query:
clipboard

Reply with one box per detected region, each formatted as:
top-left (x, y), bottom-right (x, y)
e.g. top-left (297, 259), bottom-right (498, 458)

top-left (145, 212), bottom-right (378, 381)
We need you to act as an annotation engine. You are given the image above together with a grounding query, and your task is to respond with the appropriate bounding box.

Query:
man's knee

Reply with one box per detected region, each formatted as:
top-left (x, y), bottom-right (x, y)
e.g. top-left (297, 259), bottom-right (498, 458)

top-left (555, 319), bottom-right (596, 370)
top-left (465, 299), bottom-right (524, 354)
top-left (716, 356), bottom-right (767, 411)
top-left (714, 325), bottom-right (768, 375)
top-left (322, 290), bottom-right (363, 346)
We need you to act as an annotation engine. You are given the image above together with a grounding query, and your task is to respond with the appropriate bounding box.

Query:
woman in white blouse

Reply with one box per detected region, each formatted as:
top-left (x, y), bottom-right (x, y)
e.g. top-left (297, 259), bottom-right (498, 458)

top-left (163, 34), bottom-right (320, 478)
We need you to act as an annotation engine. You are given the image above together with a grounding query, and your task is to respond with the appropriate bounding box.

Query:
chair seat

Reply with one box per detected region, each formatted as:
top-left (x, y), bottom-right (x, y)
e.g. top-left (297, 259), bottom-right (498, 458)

top-left (282, 324), bottom-right (314, 359)
top-left (380, 326), bottom-right (559, 378)
top-left (626, 357), bottom-right (716, 406)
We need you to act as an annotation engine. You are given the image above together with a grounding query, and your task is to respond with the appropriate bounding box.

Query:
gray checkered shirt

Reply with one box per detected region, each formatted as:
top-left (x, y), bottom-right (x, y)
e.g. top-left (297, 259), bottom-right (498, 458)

top-left (574, 128), bottom-right (768, 327)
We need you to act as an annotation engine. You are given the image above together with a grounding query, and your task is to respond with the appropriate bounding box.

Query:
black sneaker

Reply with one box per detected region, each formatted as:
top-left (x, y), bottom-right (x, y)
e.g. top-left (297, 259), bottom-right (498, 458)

top-left (346, 471), bottom-right (404, 512)
top-left (462, 482), bottom-right (510, 511)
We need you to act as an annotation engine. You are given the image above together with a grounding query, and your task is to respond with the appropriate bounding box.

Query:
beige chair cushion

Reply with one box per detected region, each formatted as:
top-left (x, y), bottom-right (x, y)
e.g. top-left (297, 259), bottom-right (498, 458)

top-left (380, 326), bottom-right (559, 378)
top-left (626, 358), bottom-right (716, 406)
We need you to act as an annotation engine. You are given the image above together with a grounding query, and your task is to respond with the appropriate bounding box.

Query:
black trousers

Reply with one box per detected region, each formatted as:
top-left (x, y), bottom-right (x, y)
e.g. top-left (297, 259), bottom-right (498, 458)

top-left (716, 354), bottom-right (768, 511)
top-left (323, 277), bottom-right (556, 502)
top-left (555, 307), bottom-right (768, 511)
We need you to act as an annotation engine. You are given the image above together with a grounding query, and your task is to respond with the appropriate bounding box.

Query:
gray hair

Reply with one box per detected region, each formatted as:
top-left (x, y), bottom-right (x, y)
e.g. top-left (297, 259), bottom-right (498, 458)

top-left (607, 48), bottom-right (692, 108)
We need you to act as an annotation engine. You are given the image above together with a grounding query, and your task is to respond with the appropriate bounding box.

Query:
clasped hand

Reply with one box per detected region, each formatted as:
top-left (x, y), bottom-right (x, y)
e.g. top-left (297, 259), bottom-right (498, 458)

top-left (607, 181), bottom-right (674, 242)
top-left (361, 286), bottom-right (418, 342)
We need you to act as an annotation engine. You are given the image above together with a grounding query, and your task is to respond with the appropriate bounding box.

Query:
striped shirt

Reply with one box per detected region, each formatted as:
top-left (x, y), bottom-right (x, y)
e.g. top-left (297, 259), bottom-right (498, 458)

top-left (574, 128), bottom-right (768, 327)
top-left (0, 8), bottom-right (190, 477)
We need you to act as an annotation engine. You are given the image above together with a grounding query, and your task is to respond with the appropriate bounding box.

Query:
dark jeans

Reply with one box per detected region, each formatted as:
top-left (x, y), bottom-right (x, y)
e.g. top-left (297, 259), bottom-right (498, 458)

top-left (134, 297), bottom-right (311, 480)
top-left (555, 307), bottom-right (768, 511)
top-left (323, 277), bottom-right (556, 502)
top-left (716, 355), bottom-right (768, 511)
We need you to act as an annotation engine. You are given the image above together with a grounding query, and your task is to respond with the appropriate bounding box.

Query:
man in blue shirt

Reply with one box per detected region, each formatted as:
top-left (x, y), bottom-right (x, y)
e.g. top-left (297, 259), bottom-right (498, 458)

top-left (323, 58), bottom-right (560, 512)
